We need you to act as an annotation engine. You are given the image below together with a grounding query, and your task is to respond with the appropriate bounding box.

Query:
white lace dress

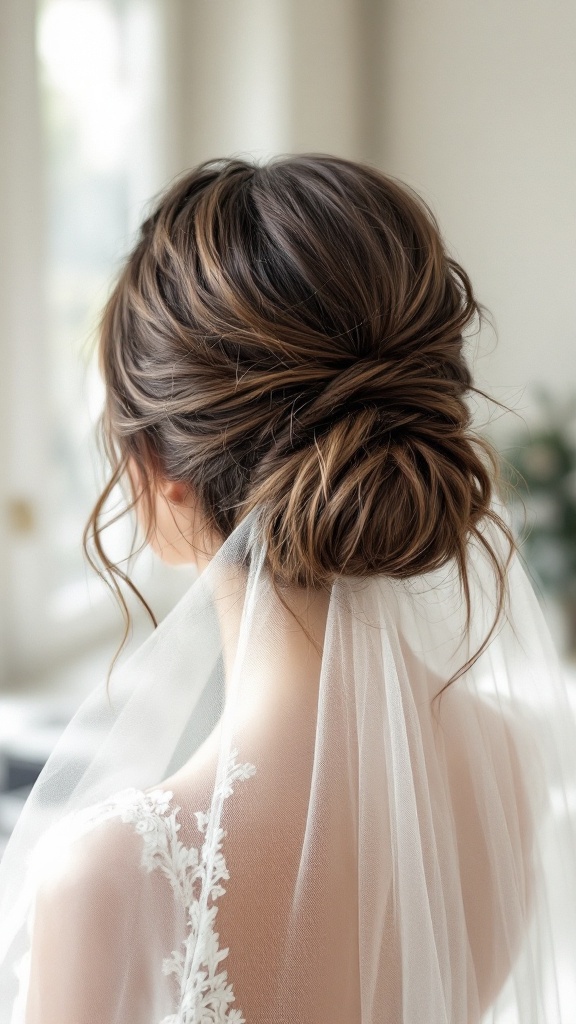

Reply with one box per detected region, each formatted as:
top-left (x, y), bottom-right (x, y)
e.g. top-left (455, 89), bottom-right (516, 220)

top-left (12, 750), bottom-right (257, 1024)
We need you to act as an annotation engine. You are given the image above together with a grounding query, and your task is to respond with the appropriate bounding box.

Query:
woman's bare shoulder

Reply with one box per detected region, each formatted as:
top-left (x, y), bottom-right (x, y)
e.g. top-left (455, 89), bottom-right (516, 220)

top-left (30, 788), bottom-right (160, 907)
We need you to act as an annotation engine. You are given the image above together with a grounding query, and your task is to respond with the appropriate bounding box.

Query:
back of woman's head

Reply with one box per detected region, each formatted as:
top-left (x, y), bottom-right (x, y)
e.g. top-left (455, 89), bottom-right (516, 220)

top-left (88, 153), bottom-right (513, 680)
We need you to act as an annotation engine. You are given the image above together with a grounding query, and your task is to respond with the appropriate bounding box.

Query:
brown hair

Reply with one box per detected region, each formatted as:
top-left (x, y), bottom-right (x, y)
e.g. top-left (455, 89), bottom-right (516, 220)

top-left (84, 154), bottom-right (514, 697)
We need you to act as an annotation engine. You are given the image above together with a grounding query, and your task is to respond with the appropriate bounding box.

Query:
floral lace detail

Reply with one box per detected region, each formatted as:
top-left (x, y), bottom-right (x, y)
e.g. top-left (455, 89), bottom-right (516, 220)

top-left (118, 748), bottom-right (256, 1024)
top-left (12, 750), bottom-right (255, 1024)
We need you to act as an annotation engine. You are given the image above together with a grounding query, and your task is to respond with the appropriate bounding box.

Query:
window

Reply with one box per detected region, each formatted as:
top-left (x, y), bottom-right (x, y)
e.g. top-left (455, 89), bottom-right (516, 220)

top-left (3, 0), bottom-right (176, 679)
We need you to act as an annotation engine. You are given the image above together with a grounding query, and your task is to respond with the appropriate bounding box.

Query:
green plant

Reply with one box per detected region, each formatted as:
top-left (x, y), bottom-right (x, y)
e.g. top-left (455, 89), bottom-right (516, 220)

top-left (502, 388), bottom-right (576, 607)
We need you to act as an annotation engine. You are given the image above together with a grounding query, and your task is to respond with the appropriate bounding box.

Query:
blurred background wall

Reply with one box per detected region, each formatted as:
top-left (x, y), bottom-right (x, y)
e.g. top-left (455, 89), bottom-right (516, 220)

top-left (377, 0), bottom-right (576, 402)
top-left (0, 0), bottom-right (575, 841)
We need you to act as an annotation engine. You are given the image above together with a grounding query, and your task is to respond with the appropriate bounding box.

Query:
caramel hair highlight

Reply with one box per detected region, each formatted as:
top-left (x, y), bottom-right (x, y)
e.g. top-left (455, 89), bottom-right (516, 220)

top-left (84, 154), bottom-right (515, 695)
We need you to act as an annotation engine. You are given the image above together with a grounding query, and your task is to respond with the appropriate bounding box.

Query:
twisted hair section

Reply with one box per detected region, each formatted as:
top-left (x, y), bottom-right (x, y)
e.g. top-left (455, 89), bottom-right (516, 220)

top-left (84, 154), bottom-right (515, 693)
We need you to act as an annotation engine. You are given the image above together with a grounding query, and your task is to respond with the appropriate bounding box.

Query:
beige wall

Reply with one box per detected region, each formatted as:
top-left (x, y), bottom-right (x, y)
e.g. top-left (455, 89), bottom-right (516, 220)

top-left (375, 0), bottom-right (576, 431)
top-left (161, 0), bottom-right (367, 170)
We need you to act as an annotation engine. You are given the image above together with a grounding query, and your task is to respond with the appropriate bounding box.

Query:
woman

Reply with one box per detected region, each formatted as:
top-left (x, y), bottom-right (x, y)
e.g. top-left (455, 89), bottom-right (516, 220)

top-left (0, 154), bottom-right (575, 1023)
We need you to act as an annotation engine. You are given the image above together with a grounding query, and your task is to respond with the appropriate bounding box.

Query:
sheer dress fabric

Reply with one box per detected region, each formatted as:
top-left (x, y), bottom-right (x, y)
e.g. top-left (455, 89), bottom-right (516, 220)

top-left (0, 504), bottom-right (575, 1023)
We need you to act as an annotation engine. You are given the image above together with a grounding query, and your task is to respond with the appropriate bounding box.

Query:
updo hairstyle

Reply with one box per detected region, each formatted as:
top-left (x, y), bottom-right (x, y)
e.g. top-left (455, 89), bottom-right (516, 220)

top-left (85, 154), bottom-right (514, 687)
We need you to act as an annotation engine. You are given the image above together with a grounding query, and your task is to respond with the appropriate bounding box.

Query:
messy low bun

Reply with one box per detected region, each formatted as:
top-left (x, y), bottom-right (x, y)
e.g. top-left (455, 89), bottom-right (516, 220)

top-left (86, 153), bottom-right (514, 687)
top-left (246, 356), bottom-right (497, 591)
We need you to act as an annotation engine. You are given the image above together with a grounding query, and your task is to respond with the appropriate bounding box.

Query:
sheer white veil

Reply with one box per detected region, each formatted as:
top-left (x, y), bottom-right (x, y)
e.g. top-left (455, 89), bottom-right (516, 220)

top-left (0, 497), bottom-right (575, 1023)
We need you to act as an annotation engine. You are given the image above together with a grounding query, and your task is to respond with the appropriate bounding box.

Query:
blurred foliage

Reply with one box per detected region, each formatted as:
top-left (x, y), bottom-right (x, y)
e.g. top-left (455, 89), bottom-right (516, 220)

top-left (501, 388), bottom-right (576, 605)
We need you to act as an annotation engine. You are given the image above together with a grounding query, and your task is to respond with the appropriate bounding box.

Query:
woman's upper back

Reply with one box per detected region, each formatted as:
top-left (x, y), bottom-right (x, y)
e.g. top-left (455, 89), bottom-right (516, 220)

top-left (21, 636), bottom-right (541, 1024)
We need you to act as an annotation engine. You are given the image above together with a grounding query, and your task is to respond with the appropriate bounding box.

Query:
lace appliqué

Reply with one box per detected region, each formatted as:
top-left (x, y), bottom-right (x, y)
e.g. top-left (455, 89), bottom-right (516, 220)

top-left (119, 748), bottom-right (256, 1024)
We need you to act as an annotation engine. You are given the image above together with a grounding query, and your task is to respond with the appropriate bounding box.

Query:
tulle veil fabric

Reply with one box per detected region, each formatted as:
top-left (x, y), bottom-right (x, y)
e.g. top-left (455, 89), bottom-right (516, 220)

top-left (0, 500), bottom-right (575, 1023)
